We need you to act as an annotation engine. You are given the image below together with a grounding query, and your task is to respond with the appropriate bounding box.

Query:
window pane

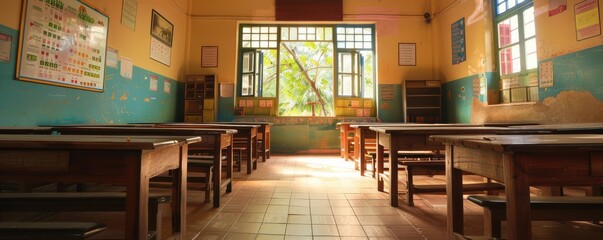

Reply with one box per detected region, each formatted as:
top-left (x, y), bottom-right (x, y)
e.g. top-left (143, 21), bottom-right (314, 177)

top-left (508, 0), bottom-right (516, 8)
top-left (269, 42), bottom-right (277, 48)
top-left (242, 74), bottom-right (253, 96)
top-left (497, 3), bottom-right (507, 15)
top-left (270, 27), bottom-right (278, 33)
top-left (242, 27), bottom-right (251, 33)
top-left (281, 27), bottom-right (289, 40)
top-left (337, 27), bottom-right (345, 34)
top-left (316, 28), bottom-right (324, 40)
top-left (341, 75), bottom-right (352, 96)
top-left (242, 41), bottom-right (251, 48)
top-left (243, 52), bottom-right (253, 72)
top-left (242, 34), bottom-right (251, 41)
top-left (498, 15), bottom-right (519, 47)
top-left (341, 53), bottom-right (352, 73)
top-left (325, 28), bottom-right (333, 40)
top-left (525, 38), bottom-right (537, 70)
top-left (261, 27), bottom-right (269, 33)
top-left (523, 7), bottom-right (535, 38)
top-left (252, 27), bottom-right (260, 33)
top-left (499, 45), bottom-right (521, 75)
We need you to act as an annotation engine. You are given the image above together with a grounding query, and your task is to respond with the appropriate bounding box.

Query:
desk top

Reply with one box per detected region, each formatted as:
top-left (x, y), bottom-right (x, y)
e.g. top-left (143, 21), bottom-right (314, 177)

top-left (0, 134), bottom-right (199, 150)
top-left (211, 122), bottom-right (273, 126)
top-left (0, 127), bottom-right (53, 134)
top-left (53, 126), bottom-right (237, 135)
top-left (158, 123), bottom-right (260, 129)
top-left (351, 123), bottom-right (477, 129)
top-left (368, 126), bottom-right (546, 135)
top-left (508, 122), bottom-right (603, 132)
top-left (429, 134), bottom-right (603, 152)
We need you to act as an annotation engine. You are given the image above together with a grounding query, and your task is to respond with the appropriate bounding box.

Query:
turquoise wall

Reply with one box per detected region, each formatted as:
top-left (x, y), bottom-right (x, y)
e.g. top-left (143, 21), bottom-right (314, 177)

top-left (539, 45), bottom-right (603, 100)
top-left (0, 25), bottom-right (182, 126)
top-left (441, 76), bottom-right (474, 123)
top-left (442, 45), bottom-right (603, 123)
top-left (377, 83), bottom-right (403, 122)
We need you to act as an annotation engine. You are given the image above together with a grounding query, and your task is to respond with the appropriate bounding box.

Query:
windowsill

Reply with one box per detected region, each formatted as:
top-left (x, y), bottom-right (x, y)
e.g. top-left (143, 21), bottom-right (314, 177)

top-left (487, 101), bottom-right (537, 107)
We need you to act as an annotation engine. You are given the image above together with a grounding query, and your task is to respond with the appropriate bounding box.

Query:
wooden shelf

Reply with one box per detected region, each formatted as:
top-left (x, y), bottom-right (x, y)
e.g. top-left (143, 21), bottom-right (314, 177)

top-left (184, 75), bottom-right (217, 122)
top-left (403, 80), bottom-right (441, 123)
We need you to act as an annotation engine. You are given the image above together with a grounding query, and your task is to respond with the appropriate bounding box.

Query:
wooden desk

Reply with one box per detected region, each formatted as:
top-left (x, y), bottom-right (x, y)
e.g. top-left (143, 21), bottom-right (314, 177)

top-left (368, 126), bottom-right (550, 207)
top-left (51, 126), bottom-right (236, 208)
top-left (337, 122), bottom-right (371, 161)
top-left (351, 123), bottom-right (477, 177)
top-left (0, 134), bottom-right (198, 240)
top-left (509, 122), bottom-right (603, 133)
top-left (429, 134), bottom-right (603, 240)
top-left (158, 123), bottom-right (259, 174)
top-left (0, 127), bottom-right (53, 134)
top-left (212, 122), bottom-right (272, 162)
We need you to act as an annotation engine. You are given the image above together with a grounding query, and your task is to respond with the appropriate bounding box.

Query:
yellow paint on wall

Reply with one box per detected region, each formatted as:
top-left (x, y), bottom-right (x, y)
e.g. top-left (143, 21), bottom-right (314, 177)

top-left (0, 0), bottom-right (22, 29)
top-left (120, 92), bottom-right (128, 101)
top-left (144, 98), bottom-right (151, 102)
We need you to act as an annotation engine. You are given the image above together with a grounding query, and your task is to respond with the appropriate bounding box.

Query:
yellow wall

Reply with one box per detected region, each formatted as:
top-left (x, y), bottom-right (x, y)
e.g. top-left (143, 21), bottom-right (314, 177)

top-left (436, 0), bottom-right (603, 124)
top-left (187, 0), bottom-right (437, 85)
top-left (0, 0), bottom-right (190, 80)
top-left (536, 0), bottom-right (603, 59)
top-left (433, 0), bottom-right (493, 83)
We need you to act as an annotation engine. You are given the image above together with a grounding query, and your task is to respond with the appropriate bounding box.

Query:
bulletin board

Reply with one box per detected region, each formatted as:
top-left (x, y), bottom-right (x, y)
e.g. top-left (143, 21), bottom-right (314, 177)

top-left (16, 0), bottom-right (109, 92)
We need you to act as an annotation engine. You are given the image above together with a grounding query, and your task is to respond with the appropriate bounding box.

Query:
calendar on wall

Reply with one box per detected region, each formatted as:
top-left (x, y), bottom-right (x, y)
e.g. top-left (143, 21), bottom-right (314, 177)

top-left (16, 0), bottom-right (109, 92)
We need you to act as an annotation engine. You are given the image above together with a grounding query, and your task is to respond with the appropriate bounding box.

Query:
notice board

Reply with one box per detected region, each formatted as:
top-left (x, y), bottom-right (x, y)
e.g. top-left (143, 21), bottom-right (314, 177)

top-left (16, 0), bottom-right (109, 92)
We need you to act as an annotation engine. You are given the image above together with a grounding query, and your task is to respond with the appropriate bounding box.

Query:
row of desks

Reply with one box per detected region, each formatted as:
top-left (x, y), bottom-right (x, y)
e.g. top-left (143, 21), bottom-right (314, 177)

top-left (0, 122), bottom-right (272, 240)
top-left (338, 122), bottom-right (603, 240)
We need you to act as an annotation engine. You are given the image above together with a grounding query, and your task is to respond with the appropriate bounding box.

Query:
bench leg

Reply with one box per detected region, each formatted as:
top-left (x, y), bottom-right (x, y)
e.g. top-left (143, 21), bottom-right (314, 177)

top-left (405, 165), bottom-right (414, 206)
top-left (205, 166), bottom-right (214, 203)
top-left (483, 208), bottom-right (503, 239)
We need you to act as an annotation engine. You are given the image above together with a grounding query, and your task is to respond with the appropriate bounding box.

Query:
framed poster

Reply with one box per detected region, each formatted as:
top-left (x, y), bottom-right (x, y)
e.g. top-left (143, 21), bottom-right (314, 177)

top-left (201, 46), bottom-right (218, 68)
top-left (575, 0), bottom-right (601, 41)
top-left (451, 18), bottom-right (466, 65)
top-left (16, 0), bottom-right (109, 92)
top-left (151, 10), bottom-right (173, 47)
top-left (398, 43), bottom-right (416, 66)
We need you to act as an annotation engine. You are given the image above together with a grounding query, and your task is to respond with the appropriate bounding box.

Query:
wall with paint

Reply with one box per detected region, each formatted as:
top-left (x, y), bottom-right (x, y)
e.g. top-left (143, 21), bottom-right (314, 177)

top-left (435, 0), bottom-right (603, 124)
top-left (187, 0), bottom-right (437, 152)
top-left (0, 0), bottom-right (188, 126)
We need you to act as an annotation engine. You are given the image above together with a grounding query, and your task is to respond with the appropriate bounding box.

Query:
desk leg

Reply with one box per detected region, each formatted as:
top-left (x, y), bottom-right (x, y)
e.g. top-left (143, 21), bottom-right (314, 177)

top-left (359, 131), bottom-right (366, 176)
top-left (214, 137), bottom-right (223, 208)
top-left (503, 153), bottom-right (531, 240)
top-left (173, 144), bottom-right (188, 237)
top-left (377, 139), bottom-right (384, 192)
top-left (446, 145), bottom-right (464, 239)
top-left (246, 136), bottom-right (253, 174)
top-left (389, 140), bottom-right (399, 207)
top-left (226, 139), bottom-right (233, 193)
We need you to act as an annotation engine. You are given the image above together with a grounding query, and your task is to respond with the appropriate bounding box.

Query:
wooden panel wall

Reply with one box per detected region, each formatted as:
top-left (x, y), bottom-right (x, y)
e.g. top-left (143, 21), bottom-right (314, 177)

top-left (275, 0), bottom-right (343, 21)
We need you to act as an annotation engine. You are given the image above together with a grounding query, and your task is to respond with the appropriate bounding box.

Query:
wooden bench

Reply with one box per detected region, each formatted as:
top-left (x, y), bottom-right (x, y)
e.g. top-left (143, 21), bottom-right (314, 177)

top-left (369, 152), bottom-right (504, 206)
top-left (467, 195), bottom-right (603, 239)
top-left (0, 221), bottom-right (107, 240)
top-left (0, 192), bottom-right (171, 240)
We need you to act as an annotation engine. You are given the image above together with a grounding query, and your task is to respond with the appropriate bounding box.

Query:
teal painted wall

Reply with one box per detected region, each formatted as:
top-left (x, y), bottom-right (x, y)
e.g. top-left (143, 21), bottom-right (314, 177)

top-left (539, 45), bottom-right (603, 100)
top-left (0, 25), bottom-right (182, 126)
top-left (442, 45), bottom-right (603, 123)
top-left (377, 83), bottom-right (403, 122)
top-left (442, 76), bottom-right (474, 123)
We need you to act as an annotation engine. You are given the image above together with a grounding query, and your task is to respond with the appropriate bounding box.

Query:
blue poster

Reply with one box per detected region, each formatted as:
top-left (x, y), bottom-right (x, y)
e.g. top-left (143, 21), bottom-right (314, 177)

top-left (451, 18), bottom-right (466, 65)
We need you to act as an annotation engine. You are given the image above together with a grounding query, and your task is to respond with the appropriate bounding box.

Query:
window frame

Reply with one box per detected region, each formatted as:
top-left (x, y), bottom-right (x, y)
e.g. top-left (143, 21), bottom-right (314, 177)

top-left (236, 23), bottom-right (376, 116)
top-left (492, 0), bottom-right (538, 103)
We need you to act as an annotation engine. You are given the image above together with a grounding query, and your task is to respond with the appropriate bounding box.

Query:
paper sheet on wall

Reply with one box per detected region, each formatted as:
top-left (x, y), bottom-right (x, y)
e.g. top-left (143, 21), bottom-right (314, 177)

top-left (106, 47), bottom-right (118, 68)
top-left (164, 79), bottom-right (171, 93)
top-left (0, 32), bottom-right (11, 63)
top-left (539, 61), bottom-right (554, 88)
top-left (120, 57), bottom-right (133, 79)
top-left (149, 75), bottom-right (158, 91)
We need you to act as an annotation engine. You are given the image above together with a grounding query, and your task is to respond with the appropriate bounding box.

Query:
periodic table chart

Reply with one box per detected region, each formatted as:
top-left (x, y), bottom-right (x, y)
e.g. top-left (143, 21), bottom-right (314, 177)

top-left (17, 0), bottom-right (108, 92)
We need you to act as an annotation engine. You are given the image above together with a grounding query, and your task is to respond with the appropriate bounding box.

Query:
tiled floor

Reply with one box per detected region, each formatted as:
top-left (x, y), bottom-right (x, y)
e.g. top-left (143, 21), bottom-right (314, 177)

top-left (182, 154), bottom-right (603, 240)
top-left (14, 154), bottom-right (603, 239)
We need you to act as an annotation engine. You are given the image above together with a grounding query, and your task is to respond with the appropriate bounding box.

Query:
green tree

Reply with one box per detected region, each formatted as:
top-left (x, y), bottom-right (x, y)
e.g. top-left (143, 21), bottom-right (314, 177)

top-left (279, 42), bottom-right (334, 116)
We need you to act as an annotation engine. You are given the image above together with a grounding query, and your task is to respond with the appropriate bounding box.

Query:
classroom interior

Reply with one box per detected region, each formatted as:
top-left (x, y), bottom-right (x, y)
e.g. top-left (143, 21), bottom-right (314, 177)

top-left (1, 0), bottom-right (603, 239)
